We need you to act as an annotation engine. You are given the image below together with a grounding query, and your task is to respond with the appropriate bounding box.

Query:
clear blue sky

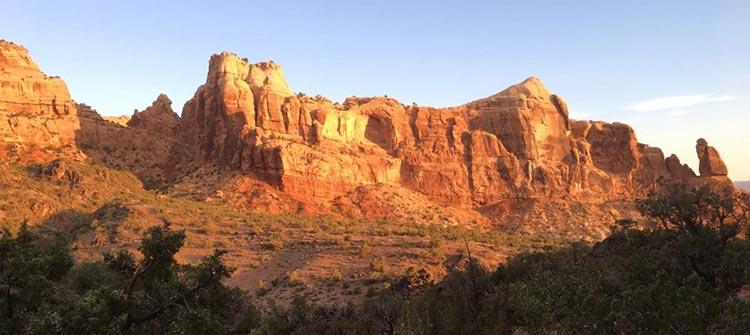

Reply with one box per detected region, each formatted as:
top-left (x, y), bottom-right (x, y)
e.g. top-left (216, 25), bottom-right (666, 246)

top-left (3, 0), bottom-right (749, 180)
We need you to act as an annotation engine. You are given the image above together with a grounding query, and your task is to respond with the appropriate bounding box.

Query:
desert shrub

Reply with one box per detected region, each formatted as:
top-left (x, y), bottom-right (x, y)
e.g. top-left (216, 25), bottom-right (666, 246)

top-left (287, 270), bottom-right (304, 286)
top-left (366, 286), bottom-right (378, 298)
top-left (264, 237), bottom-right (285, 251)
top-left (369, 256), bottom-right (389, 273)
top-left (428, 239), bottom-right (444, 259)
top-left (257, 280), bottom-right (270, 296)
top-left (330, 268), bottom-right (343, 282)
top-left (254, 184), bottom-right (750, 334)
top-left (358, 241), bottom-right (371, 257)
top-left (367, 272), bottom-right (384, 284)
top-left (335, 237), bottom-right (351, 250)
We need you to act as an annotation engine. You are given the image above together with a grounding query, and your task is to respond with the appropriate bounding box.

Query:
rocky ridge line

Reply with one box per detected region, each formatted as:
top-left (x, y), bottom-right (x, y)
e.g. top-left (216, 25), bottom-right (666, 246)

top-left (0, 41), bottom-right (738, 238)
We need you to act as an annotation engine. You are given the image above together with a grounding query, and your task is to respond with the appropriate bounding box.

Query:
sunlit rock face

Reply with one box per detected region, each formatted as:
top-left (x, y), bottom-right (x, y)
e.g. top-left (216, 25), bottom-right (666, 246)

top-left (2, 40), bottom-right (737, 239)
top-left (0, 40), bottom-right (189, 183)
top-left (180, 51), bottom-right (726, 211)
top-left (466, 77), bottom-right (571, 164)
top-left (696, 138), bottom-right (728, 177)
top-left (127, 94), bottom-right (180, 138)
top-left (0, 40), bottom-right (79, 147)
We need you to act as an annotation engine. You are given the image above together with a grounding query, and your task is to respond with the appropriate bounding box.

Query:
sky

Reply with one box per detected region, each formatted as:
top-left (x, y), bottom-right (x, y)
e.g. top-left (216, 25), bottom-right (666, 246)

top-left (2, 0), bottom-right (749, 180)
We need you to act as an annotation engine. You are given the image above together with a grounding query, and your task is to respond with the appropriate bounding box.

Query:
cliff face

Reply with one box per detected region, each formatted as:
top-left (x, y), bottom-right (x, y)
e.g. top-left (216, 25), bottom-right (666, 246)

top-left (75, 94), bottom-right (188, 185)
top-left (0, 40), bottom-right (79, 147)
top-left (0, 42), bottom-right (186, 185)
top-left (180, 52), bottom-right (728, 212)
top-left (180, 52), bottom-right (403, 200)
top-left (0, 41), bottom-right (737, 239)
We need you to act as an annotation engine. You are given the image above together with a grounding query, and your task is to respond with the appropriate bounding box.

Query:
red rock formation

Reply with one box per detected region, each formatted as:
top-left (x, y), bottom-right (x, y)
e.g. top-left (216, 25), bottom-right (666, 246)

top-left (75, 94), bottom-right (186, 184)
top-left (0, 40), bottom-right (79, 147)
top-left (103, 115), bottom-right (130, 126)
top-left (572, 121), bottom-right (638, 174)
top-left (1, 41), bottom-right (739, 239)
top-left (179, 51), bottom-right (733, 217)
top-left (466, 77), bottom-right (571, 164)
top-left (0, 41), bottom-right (183, 185)
top-left (696, 138), bottom-right (728, 176)
top-left (127, 93), bottom-right (180, 138)
top-left (665, 154), bottom-right (696, 183)
top-left (180, 54), bottom-right (405, 200)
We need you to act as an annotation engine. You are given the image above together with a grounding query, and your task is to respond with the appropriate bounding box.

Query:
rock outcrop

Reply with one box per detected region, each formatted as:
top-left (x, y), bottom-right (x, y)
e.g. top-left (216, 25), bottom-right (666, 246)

top-left (0, 40), bottom-right (79, 147)
top-left (1, 41), bottom-right (738, 239)
top-left (467, 77), bottom-right (571, 164)
top-left (102, 115), bottom-right (130, 126)
top-left (180, 50), bottom-right (732, 225)
top-left (180, 52), bottom-right (297, 166)
top-left (665, 154), bottom-right (697, 183)
top-left (180, 52), bottom-right (404, 200)
top-left (0, 40), bottom-right (185, 186)
top-left (76, 95), bottom-right (187, 185)
top-left (127, 93), bottom-right (180, 138)
top-left (696, 138), bottom-right (728, 176)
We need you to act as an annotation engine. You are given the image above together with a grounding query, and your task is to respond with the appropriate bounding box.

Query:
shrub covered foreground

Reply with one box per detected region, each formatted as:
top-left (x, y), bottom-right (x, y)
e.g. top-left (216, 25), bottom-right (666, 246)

top-left (2, 184), bottom-right (749, 334)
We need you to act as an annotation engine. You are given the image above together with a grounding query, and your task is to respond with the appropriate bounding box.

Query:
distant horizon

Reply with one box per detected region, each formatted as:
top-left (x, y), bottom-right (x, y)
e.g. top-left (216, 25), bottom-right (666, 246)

top-left (3, 1), bottom-right (748, 180)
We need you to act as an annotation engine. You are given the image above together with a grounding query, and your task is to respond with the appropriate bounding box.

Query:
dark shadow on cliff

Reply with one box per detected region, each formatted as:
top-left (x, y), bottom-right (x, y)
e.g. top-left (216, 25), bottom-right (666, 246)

top-left (34, 202), bottom-right (131, 244)
top-left (73, 103), bottom-right (193, 192)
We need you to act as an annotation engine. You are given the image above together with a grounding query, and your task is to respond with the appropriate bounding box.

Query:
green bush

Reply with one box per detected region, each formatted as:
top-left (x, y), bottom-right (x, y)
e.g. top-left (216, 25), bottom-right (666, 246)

top-left (0, 221), bottom-right (258, 335)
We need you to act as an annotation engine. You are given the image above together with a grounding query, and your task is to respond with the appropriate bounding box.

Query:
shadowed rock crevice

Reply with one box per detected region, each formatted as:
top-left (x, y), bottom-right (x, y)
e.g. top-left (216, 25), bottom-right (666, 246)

top-left (365, 115), bottom-right (389, 150)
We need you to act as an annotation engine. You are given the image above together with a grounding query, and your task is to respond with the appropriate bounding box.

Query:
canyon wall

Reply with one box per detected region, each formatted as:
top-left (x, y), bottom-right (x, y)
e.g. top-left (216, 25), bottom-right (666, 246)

top-left (180, 52), bottom-right (728, 208)
top-left (0, 41), bottom-right (737, 237)
top-left (0, 40), bottom-right (79, 147)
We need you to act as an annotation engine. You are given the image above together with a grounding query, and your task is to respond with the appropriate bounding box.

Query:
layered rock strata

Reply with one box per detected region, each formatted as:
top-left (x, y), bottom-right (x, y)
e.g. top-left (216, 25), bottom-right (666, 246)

top-left (0, 41), bottom-right (737, 237)
top-left (181, 52), bottom-right (729, 208)
top-left (0, 40), bottom-right (79, 147)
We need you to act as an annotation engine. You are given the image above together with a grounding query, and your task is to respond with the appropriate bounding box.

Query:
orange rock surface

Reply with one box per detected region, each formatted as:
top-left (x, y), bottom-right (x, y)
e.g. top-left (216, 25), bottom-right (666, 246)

top-left (0, 42), bottom-right (738, 239)
top-left (75, 95), bottom-right (187, 185)
top-left (175, 50), bottom-right (737, 236)
top-left (0, 40), bottom-right (79, 147)
top-left (696, 138), bottom-right (728, 176)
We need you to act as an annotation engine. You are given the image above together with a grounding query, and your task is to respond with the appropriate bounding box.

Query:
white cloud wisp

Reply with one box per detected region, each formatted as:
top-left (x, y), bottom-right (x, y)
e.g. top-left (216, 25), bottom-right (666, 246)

top-left (628, 94), bottom-right (735, 113)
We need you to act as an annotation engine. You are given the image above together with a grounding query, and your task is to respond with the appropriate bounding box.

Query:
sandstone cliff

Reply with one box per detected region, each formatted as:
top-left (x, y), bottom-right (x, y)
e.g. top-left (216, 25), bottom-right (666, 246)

top-left (0, 40), bottom-right (79, 147)
top-left (76, 95), bottom-right (187, 186)
top-left (0, 41), bottom-right (738, 239)
top-left (175, 50), bottom-right (736, 237)
top-left (180, 52), bottom-right (726, 204)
